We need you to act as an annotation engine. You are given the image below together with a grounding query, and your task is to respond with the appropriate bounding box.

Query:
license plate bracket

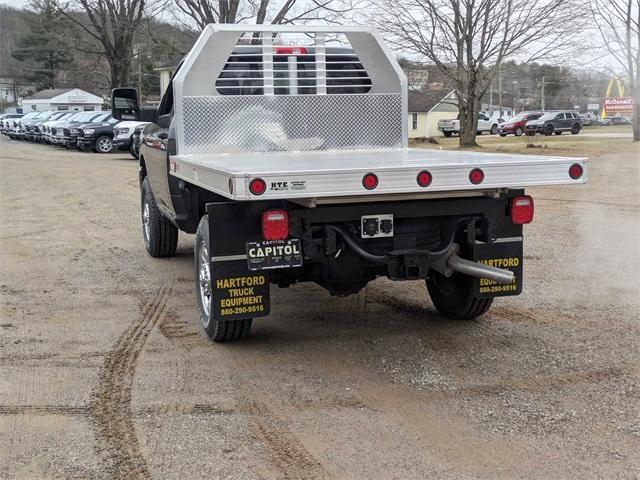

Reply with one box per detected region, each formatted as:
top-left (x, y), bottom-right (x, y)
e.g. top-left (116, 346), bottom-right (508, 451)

top-left (246, 239), bottom-right (303, 271)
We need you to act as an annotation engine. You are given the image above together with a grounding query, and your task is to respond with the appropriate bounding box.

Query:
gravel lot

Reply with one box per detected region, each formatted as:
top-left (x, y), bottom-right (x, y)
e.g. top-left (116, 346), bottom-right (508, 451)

top-left (0, 135), bottom-right (639, 479)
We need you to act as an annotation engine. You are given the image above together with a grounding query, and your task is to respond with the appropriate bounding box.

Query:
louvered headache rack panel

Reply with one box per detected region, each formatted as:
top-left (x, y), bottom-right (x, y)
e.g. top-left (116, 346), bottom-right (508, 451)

top-left (171, 25), bottom-right (408, 157)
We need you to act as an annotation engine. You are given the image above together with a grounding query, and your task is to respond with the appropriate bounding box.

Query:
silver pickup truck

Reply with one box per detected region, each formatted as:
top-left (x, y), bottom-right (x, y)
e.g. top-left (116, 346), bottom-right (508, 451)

top-left (438, 113), bottom-right (499, 137)
top-left (112, 25), bottom-right (586, 342)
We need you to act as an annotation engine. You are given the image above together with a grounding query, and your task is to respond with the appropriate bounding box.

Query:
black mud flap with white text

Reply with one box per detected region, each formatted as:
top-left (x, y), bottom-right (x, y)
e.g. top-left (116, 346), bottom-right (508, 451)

top-left (472, 241), bottom-right (523, 298)
top-left (210, 259), bottom-right (270, 321)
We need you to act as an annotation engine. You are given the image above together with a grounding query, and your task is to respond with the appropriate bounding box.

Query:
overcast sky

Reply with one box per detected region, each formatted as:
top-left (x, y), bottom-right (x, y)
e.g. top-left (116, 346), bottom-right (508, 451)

top-left (1, 0), bottom-right (621, 73)
top-left (0, 0), bottom-right (25, 7)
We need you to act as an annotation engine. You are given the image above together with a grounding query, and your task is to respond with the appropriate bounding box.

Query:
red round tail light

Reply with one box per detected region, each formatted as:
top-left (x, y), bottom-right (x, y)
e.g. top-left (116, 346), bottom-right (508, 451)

top-left (416, 170), bottom-right (432, 187)
top-left (569, 163), bottom-right (583, 179)
top-left (249, 178), bottom-right (266, 195)
top-left (469, 168), bottom-right (484, 185)
top-left (362, 173), bottom-right (378, 190)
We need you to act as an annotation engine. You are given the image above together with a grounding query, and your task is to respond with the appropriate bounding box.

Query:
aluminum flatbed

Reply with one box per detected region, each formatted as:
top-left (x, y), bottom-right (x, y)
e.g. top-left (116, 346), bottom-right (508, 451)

top-left (170, 148), bottom-right (587, 202)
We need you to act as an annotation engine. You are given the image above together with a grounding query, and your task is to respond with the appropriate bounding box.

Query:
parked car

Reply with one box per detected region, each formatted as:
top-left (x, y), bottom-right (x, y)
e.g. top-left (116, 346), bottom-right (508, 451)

top-left (113, 121), bottom-right (149, 156)
top-left (608, 116), bottom-right (632, 126)
top-left (129, 124), bottom-right (146, 159)
top-left (0, 113), bottom-right (23, 133)
top-left (43, 111), bottom-right (82, 144)
top-left (76, 116), bottom-right (119, 153)
top-left (52, 111), bottom-right (110, 148)
top-left (525, 111), bottom-right (582, 136)
top-left (30, 111), bottom-right (73, 142)
top-left (438, 113), bottom-right (499, 137)
top-left (16, 111), bottom-right (54, 140)
top-left (498, 112), bottom-right (543, 137)
top-left (6, 111), bottom-right (41, 139)
top-left (578, 113), bottom-right (595, 127)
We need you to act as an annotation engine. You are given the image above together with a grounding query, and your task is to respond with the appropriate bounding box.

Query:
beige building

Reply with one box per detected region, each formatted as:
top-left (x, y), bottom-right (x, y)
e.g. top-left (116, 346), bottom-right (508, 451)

top-left (408, 90), bottom-right (458, 138)
top-left (155, 65), bottom-right (177, 97)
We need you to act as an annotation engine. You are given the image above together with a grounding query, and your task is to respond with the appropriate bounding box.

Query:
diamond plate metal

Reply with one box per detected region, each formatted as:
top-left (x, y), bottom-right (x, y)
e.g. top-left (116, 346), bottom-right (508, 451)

top-left (181, 94), bottom-right (402, 155)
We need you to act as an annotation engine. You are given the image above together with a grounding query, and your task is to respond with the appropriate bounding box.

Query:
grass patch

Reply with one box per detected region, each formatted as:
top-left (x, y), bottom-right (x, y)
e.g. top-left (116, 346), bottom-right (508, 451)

top-left (412, 126), bottom-right (639, 158)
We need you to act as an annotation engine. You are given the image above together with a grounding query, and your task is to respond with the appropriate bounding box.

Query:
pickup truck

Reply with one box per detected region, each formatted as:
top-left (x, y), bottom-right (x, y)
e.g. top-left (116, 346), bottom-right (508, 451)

top-left (113, 120), bottom-right (149, 156)
top-left (112, 25), bottom-right (587, 342)
top-left (438, 113), bottom-right (499, 137)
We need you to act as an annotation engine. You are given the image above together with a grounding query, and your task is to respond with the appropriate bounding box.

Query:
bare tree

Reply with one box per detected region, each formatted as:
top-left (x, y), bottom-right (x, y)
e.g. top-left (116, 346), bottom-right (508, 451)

top-left (591, 0), bottom-right (640, 141)
top-left (377, 0), bottom-right (583, 147)
top-left (56, 0), bottom-right (161, 87)
top-left (174, 0), bottom-right (355, 31)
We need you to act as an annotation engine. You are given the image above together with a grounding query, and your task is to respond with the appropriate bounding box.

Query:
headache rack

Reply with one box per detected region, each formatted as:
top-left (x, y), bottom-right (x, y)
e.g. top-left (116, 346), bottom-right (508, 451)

top-left (169, 25), bottom-right (587, 202)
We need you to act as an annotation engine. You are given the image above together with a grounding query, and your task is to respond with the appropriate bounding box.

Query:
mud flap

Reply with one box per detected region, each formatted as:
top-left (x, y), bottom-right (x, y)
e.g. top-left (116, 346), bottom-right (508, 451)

top-left (473, 240), bottom-right (523, 298)
top-left (207, 202), bottom-right (272, 321)
top-left (210, 260), bottom-right (270, 321)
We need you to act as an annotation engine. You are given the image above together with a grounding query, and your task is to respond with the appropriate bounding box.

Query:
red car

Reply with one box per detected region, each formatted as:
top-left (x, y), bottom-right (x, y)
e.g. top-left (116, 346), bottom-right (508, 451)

top-left (498, 112), bottom-right (543, 137)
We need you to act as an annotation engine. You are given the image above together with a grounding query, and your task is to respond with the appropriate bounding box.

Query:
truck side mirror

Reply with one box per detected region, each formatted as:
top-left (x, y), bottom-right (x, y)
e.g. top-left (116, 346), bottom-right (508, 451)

top-left (111, 88), bottom-right (140, 121)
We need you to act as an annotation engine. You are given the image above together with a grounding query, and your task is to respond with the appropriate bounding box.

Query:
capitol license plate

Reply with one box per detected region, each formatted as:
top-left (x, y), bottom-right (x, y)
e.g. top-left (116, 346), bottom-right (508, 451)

top-left (246, 239), bottom-right (303, 271)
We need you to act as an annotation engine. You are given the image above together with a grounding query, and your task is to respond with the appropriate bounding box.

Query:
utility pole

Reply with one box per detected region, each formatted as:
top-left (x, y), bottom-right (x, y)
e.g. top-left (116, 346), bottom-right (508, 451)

top-left (138, 48), bottom-right (143, 103)
top-left (498, 64), bottom-right (503, 119)
top-left (541, 76), bottom-right (545, 111)
top-left (489, 81), bottom-right (493, 117)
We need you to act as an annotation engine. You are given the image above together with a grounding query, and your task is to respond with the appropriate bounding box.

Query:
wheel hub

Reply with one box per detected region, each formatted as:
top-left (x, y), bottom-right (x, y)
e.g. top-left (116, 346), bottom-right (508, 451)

top-left (199, 242), bottom-right (212, 318)
top-left (98, 138), bottom-right (111, 152)
top-left (142, 202), bottom-right (150, 241)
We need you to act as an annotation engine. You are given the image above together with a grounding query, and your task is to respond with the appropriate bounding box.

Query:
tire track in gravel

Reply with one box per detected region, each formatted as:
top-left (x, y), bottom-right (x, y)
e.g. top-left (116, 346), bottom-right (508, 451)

top-left (90, 285), bottom-right (172, 480)
top-left (242, 398), bottom-right (328, 480)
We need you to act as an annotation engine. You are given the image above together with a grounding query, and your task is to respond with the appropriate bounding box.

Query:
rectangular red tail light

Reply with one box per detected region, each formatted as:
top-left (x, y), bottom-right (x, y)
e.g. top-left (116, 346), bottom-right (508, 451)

top-left (262, 210), bottom-right (289, 240)
top-left (275, 46), bottom-right (307, 55)
top-left (511, 195), bottom-right (534, 224)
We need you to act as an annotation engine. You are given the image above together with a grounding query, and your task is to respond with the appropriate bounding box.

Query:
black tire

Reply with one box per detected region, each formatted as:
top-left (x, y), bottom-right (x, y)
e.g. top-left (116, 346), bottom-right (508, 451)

top-left (141, 177), bottom-right (178, 257)
top-left (94, 135), bottom-right (113, 153)
top-left (130, 141), bottom-right (138, 159)
top-left (426, 271), bottom-right (493, 320)
top-left (195, 215), bottom-right (252, 342)
top-left (515, 126), bottom-right (523, 136)
top-left (544, 124), bottom-right (554, 136)
top-left (443, 131), bottom-right (453, 138)
top-left (571, 123), bottom-right (581, 135)
top-left (490, 124), bottom-right (498, 135)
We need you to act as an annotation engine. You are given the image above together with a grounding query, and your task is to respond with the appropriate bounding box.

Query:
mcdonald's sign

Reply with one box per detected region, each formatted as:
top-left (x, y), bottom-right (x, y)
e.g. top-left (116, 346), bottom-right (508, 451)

top-left (603, 77), bottom-right (634, 118)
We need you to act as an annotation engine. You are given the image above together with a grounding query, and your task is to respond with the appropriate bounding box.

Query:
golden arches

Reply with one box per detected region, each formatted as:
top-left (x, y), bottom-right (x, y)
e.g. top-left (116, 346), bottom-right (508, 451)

top-left (605, 77), bottom-right (625, 97)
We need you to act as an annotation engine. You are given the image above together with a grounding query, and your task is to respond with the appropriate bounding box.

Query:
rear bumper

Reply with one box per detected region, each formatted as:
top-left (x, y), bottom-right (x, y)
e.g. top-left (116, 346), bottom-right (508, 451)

top-left (202, 195), bottom-right (525, 322)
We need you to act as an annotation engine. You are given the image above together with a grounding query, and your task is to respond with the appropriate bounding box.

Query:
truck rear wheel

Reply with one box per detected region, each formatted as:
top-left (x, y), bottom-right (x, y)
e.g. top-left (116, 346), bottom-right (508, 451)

top-left (426, 271), bottom-right (493, 320)
top-left (195, 215), bottom-right (252, 342)
top-left (141, 177), bottom-right (178, 257)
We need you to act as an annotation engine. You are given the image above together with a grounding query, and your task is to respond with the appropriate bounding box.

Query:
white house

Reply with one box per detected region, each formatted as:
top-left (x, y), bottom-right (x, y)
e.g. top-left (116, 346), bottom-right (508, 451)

top-left (20, 88), bottom-right (104, 112)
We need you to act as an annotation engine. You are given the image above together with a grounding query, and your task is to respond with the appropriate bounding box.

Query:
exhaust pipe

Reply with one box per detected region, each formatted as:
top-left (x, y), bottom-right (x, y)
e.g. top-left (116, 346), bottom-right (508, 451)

top-left (447, 253), bottom-right (515, 284)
